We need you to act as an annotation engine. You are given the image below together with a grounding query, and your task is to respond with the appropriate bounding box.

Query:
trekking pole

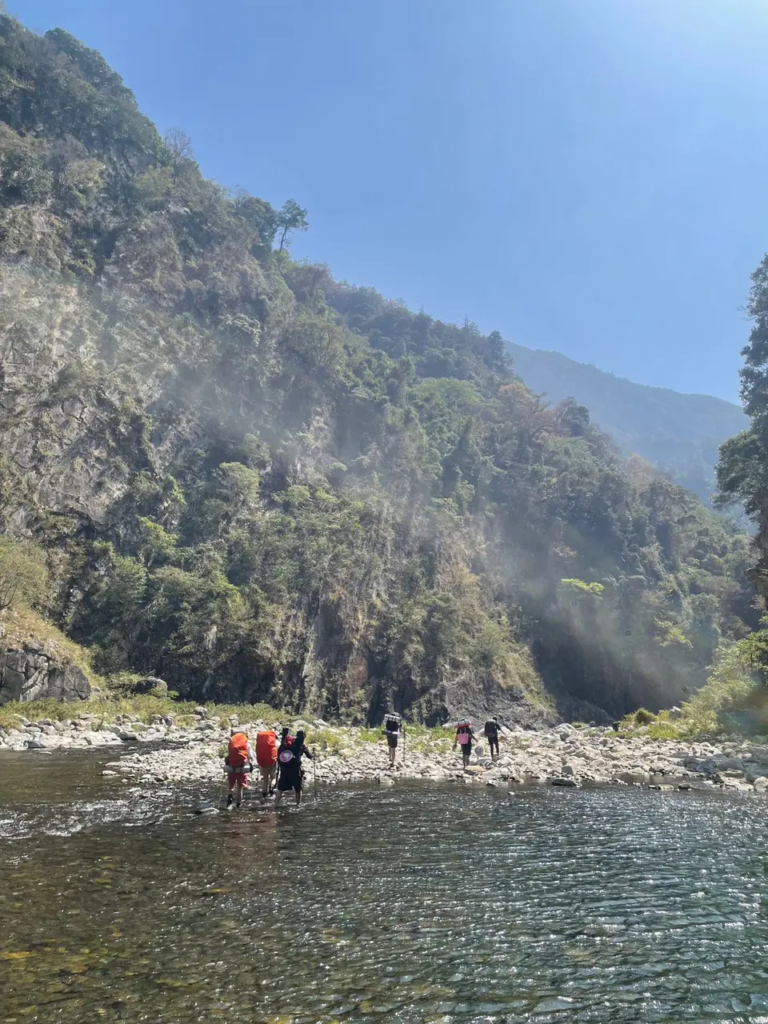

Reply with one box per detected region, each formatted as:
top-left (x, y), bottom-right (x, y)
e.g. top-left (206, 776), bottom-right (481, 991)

top-left (313, 757), bottom-right (318, 800)
top-left (402, 726), bottom-right (406, 766)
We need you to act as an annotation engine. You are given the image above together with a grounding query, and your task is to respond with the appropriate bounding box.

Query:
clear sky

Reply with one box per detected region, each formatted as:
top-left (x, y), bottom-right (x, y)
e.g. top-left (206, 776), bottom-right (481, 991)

top-left (13, 0), bottom-right (768, 403)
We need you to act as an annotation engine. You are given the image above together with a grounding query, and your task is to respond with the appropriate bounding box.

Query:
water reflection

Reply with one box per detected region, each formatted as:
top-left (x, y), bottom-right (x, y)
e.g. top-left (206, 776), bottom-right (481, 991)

top-left (1, 751), bottom-right (768, 1022)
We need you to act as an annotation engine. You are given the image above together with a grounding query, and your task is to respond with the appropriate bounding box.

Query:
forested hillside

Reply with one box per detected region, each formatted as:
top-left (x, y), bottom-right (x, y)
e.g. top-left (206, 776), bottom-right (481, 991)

top-left (0, 14), bottom-right (758, 722)
top-left (507, 342), bottom-right (748, 509)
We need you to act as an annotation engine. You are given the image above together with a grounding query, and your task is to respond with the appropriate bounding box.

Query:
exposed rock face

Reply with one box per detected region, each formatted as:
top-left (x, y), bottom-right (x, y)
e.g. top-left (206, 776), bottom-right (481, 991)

top-left (0, 646), bottom-right (91, 704)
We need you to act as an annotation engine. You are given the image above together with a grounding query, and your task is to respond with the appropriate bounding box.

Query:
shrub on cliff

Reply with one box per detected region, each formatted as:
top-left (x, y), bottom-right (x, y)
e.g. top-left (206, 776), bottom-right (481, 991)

top-left (0, 538), bottom-right (49, 612)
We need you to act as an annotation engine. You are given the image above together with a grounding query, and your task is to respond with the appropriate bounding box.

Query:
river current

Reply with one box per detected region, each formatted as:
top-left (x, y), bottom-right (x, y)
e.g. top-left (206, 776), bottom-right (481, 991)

top-left (2, 750), bottom-right (768, 1023)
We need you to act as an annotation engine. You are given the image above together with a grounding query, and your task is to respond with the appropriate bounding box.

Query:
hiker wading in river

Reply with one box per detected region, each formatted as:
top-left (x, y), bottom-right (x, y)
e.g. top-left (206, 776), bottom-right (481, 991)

top-left (274, 729), bottom-right (314, 808)
top-left (255, 728), bottom-right (278, 798)
top-left (225, 729), bottom-right (256, 809)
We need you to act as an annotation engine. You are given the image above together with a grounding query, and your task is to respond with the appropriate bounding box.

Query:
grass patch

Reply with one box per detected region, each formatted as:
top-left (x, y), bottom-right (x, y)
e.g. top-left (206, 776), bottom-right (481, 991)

top-left (0, 693), bottom-right (285, 731)
top-left (308, 728), bottom-right (345, 753)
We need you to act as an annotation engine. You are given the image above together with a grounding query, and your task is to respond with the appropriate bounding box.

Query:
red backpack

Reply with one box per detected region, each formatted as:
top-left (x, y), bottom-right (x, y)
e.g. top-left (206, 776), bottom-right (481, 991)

top-left (256, 730), bottom-right (278, 768)
top-left (228, 732), bottom-right (249, 769)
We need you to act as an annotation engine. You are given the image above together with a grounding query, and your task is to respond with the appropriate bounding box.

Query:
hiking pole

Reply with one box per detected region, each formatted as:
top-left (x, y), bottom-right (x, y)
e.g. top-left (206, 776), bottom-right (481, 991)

top-left (402, 726), bottom-right (406, 766)
top-left (313, 757), bottom-right (318, 800)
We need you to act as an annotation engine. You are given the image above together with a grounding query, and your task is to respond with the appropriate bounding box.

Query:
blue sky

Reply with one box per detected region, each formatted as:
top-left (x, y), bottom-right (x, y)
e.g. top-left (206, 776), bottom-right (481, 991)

top-left (13, 0), bottom-right (768, 403)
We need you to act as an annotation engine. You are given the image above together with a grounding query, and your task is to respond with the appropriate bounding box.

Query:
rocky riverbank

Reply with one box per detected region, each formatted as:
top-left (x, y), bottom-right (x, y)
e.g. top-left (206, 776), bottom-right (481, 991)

top-left (3, 707), bottom-right (768, 793)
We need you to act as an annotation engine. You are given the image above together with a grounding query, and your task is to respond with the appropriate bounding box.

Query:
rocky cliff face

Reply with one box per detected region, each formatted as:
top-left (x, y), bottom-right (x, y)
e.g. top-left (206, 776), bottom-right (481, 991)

top-left (0, 641), bottom-right (91, 704)
top-left (0, 14), bottom-right (757, 723)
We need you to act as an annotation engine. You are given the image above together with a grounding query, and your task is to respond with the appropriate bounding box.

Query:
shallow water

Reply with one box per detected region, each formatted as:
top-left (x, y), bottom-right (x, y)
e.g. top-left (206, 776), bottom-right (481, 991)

top-left (2, 752), bottom-right (768, 1022)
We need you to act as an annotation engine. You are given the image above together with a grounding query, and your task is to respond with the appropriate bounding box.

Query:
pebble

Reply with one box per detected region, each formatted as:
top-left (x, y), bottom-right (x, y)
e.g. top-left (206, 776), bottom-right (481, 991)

top-left (3, 717), bottom-right (768, 793)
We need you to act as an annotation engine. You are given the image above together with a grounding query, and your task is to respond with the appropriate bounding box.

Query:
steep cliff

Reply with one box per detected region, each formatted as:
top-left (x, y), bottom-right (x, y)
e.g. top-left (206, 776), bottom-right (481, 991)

top-left (0, 14), bottom-right (757, 722)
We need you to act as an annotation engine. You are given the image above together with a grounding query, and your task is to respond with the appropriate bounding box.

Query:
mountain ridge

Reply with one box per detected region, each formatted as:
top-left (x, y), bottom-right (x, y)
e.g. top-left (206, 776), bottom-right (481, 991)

top-left (506, 340), bottom-right (748, 507)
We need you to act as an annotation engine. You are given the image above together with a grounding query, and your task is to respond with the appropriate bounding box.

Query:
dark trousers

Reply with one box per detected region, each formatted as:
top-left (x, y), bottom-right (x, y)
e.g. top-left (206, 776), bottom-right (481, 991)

top-left (487, 735), bottom-right (499, 756)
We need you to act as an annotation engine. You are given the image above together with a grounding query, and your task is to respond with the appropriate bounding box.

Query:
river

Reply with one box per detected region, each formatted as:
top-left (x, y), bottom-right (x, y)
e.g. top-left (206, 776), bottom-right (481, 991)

top-left (1, 750), bottom-right (768, 1023)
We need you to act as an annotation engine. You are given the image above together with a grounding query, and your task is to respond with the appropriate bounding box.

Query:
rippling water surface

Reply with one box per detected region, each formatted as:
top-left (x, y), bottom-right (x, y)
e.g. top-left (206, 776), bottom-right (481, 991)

top-left (2, 751), bottom-right (768, 1022)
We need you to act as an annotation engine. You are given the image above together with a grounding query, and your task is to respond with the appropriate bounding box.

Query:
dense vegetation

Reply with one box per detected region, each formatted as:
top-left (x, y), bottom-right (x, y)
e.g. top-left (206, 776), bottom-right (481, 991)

top-left (0, 14), bottom-right (758, 723)
top-left (716, 253), bottom-right (768, 698)
top-left (507, 341), bottom-right (747, 511)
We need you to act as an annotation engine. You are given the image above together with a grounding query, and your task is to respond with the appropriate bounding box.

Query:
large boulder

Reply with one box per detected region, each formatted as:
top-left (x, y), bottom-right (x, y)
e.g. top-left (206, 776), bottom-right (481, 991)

top-left (0, 646), bottom-right (91, 705)
top-left (133, 676), bottom-right (168, 695)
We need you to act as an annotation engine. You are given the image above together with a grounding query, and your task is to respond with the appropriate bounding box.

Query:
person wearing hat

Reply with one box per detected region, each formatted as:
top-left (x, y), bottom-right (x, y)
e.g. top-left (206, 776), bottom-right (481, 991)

top-left (274, 729), bottom-right (314, 807)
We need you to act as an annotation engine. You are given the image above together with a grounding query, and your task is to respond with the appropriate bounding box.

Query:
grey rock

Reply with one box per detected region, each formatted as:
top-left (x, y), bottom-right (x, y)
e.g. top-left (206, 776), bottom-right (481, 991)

top-left (551, 777), bottom-right (578, 787)
top-left (617, 770), bottom-right (650, 786)
top-left (0, 645), bottom-right (90, 705)
top-left (194, 801), bottom-right (217, 815)
top-left (133, 676), bottom-right (168, 695)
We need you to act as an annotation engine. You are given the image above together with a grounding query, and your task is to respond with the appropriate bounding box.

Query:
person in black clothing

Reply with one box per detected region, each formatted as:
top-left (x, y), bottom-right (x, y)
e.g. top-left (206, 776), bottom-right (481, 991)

top-left (484, 717), bottom-right (501, 759)
top-left (274, 729), bottom-right (314, 807)
top-left (384, 713), bottom-right (403, 767)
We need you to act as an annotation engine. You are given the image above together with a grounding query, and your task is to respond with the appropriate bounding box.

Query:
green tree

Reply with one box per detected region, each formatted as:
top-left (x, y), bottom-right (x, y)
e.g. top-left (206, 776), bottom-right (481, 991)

top-left (0, 537), bottom-right (48, 611)
top-left (275, 198), bottom-right (308, 251)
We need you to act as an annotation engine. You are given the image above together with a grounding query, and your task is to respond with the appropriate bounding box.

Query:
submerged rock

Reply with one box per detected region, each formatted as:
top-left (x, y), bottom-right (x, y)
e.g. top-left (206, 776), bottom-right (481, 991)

top-left (194, 801), bottom-right (217, 814)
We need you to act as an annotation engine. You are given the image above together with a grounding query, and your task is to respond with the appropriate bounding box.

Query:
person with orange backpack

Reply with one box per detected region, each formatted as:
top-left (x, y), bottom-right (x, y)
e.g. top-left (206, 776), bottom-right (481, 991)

top-left (225, 729), bottom-right (255, 809)
top-left (255, 728), bottom-right (278, 798)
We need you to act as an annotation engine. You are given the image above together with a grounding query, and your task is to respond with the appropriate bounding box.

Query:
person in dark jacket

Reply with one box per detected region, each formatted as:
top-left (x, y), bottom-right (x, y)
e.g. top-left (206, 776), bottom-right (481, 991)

top-left (274, 729), bottom-right (314, 807)
top-left (484, 717), bottom-right (501, 759)
top-left (384, 713), bottom-right (404, 767)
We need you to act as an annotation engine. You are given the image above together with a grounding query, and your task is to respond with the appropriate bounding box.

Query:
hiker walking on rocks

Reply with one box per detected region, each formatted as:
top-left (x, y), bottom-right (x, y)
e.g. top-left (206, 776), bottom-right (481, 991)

top-left (454, 719), bottom-right (475, 768)
top-left (384, 712), bottom-right (404, 767)
top-left (225, 729), bottom-right (255, 809)
top-left (274, 729), bottom-right (314, 808)
top-left (484, 717), bottom-right (501, 760)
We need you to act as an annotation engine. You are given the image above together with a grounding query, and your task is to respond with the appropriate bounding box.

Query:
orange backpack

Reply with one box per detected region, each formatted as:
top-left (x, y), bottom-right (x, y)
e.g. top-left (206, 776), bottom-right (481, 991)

top-left (228, 732), bottom-right (250, 769)
top-left (255, 730), bottom-right (278, 768)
